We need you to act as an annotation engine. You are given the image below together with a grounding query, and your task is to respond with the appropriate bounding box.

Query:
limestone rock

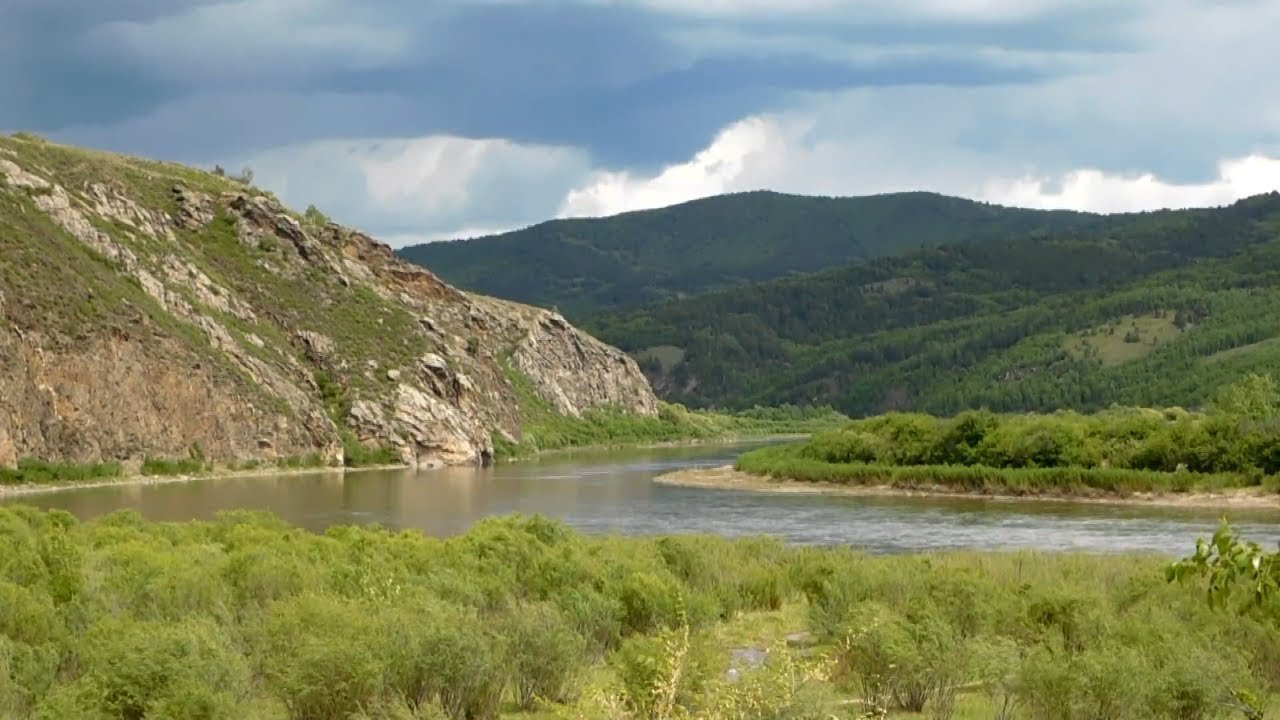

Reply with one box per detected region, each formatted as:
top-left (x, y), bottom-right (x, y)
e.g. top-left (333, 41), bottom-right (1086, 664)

top-left (172, 185), bottom-right (215, 230)
top-left (295, 331), bottom-right (335, 362)
top-left (0, 141), bottom-right (658, 471)
top-left (420, 353), bottom-right (448, 373)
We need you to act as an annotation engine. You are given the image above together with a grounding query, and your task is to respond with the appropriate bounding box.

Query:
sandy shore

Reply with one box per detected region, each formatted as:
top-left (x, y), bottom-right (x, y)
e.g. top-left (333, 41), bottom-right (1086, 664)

top-left (0, 463), bottom-right (408, 499)
top-left (655, 466), bottom-right (1280, 510)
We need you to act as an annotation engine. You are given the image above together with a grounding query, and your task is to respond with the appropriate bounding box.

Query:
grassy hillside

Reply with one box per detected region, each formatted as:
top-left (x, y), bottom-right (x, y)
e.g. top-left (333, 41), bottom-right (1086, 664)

top-left (587, 192), bottom-right (1280, 415)
top-left (398, 190), bottom-right (1101, 317)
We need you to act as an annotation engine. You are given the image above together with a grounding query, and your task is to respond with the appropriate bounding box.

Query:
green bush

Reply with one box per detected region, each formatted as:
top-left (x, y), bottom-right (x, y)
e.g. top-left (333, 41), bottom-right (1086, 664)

top-left (837, 602), bottom-right (965, 714)
top-left (261, 594), bottom-right (391, 720)
top-left (39, 618), bottom-right (249, 720)
top-left (609, 625), bottom-right (719, 719)
top-left (502, 602), bottom-right (586, 709)
top-left (342, 430), bottom-right (401, 467)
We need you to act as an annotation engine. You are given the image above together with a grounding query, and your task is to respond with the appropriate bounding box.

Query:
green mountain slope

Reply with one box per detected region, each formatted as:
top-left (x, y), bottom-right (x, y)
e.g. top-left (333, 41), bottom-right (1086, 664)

top-left (585, 192), bottom-right (1280, 415)
top-left (398, 190), bottom-right (1101, 316)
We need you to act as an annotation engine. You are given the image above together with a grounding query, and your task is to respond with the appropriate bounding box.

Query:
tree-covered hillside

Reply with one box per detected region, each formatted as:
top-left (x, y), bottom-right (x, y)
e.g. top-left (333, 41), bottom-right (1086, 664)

top-left (586, 192), bottom-right (1280, 415)
top-left (398, 190), bottom-right (1101, 316)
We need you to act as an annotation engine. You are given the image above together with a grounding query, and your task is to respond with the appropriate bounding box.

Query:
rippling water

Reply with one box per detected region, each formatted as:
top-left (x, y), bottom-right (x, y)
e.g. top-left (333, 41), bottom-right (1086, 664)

top-left (7, 441), bottom-right (1280, 554)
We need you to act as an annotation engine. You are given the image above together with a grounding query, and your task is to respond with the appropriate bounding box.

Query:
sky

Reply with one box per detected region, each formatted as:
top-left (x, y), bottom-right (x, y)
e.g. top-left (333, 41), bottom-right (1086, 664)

top-left (4, 0), bottom-right (1280, 246)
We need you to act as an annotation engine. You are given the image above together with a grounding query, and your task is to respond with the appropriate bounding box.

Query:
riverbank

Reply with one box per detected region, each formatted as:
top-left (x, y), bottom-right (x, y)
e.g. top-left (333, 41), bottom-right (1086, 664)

top-left (501, 432), bottom-right (804, 460)
top-left (656, 465), bottom-right (1280, 510)
top-left (0, 463), bottom-right (408, 499)
top-left (0, 432), bottom-right (800, 499)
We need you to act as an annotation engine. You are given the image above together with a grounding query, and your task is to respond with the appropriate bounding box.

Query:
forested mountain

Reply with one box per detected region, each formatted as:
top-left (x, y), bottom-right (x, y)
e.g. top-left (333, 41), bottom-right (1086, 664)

top-left (398, 190), bottom-right (1101, 316)
top-left (584, 192), bottom-right (1280, 415)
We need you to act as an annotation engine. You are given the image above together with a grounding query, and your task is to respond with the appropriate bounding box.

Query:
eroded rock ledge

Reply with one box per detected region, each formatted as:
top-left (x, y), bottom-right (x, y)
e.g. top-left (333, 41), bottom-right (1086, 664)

top-left (0, 138), bottom-right (658, 472)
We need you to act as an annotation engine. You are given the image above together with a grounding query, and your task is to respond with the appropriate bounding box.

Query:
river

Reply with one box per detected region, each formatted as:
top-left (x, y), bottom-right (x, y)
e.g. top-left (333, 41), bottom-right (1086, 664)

top-left (5, 441), bottom-right (1279, 554)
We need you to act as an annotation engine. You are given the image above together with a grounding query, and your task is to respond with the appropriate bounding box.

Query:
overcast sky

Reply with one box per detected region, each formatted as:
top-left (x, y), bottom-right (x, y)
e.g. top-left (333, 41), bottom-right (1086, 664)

top-left (5, 0), bottom-right (1280, 245)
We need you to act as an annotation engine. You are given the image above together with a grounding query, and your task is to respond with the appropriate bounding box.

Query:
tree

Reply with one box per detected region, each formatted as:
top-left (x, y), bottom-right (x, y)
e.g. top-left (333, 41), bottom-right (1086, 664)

top-left (1168, 525), bottom-right (1277, 719)
top-left (303, 204), bottom-right (329, 227)
top-left (1215, 373), bottom-right (1280, 421)
top-left (1168, 524), bottom-right (1279, 610)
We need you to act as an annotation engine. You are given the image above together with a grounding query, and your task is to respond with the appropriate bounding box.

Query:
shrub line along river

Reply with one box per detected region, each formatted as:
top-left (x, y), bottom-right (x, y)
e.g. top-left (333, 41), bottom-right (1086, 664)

top-left (4, 441), bottom-right (1278, 554)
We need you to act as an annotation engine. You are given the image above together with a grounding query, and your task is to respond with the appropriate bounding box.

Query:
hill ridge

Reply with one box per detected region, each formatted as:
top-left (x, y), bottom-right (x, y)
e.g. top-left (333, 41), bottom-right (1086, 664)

top-left (398, 189), bottom-right (1105, 316)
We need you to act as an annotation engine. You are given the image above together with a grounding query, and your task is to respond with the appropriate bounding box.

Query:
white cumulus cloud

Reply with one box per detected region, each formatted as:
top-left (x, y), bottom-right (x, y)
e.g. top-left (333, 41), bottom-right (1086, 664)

top-left (243, 135), bottom-right (593, 241)
top-left (985, 156), bottom-right (1280, 212)
top-left (557, 109), bottom-right (1280, 217)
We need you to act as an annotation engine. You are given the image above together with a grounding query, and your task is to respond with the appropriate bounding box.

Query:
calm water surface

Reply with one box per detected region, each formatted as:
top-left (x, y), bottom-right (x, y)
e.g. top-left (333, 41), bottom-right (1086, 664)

top-left (7, 442), bottom-right (1280, 554)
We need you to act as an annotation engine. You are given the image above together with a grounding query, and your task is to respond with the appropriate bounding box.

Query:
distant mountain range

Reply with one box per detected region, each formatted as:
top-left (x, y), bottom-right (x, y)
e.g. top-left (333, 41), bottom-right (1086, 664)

top-left (401, 188), bottom-right (1280, 416)
top-left (398, 190), bottom-right (1102, 317)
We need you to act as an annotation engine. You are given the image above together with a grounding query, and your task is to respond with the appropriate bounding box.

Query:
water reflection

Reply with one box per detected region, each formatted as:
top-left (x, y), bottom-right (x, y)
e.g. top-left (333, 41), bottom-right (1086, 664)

top-left (7, 442), bottom-right (1280, 554)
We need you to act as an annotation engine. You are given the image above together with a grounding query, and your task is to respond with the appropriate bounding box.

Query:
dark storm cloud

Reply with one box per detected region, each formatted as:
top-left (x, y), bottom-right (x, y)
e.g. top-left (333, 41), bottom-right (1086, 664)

top-left (0, 0), bottom-right (1099, 166)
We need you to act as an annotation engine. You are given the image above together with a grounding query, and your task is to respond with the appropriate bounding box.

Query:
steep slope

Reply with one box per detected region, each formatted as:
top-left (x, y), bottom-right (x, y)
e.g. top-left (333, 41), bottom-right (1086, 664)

top-left (586, 192), bottom-right (1280, 415)
top-left (0, 135), bottom-right (657, 473)
top-left (398, 190), bottom-right (1102, 316)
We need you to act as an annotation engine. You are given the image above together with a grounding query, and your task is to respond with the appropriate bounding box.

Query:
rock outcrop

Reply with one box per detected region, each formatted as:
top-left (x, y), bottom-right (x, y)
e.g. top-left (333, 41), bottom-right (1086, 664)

top-left (0, 135), bottom-right (658, 471)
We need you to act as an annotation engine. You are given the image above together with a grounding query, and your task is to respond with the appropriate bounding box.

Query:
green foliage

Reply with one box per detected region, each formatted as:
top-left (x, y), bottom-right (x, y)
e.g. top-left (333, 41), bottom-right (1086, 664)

top-left (399, 190), bottom-right (1100, 317)
top-left (502, 602), bottom-right (587, 709)
top-left (1, 506), bottom-right (1279, 719)
top-left (302, 204), bottom-right (329, 227)
top-left (275, 453), bottom-right (328, 469)
top-left (738, 401), bottom-right (1280, 496)
top-left (1215, 372), bottom-right (1280, 421)
top-left (140, 455), bottom-right (208, 477)
top-left (0, 459), bottom-right (122, 485)
top-left (609, 622), bottom-right (719, 720)
top-left (340, 431), bottom-right (400, 467)
top-left (581, 192), bottom-right (1280, 415)
top-left (1169, 524), bottom-right (1280, 610)
top-left (38, 617), bottom-right (249, 720)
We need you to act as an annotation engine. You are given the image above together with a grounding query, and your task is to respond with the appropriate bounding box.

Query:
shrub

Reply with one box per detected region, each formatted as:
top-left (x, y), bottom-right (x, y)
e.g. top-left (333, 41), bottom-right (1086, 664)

top-left (502, 602), bottom-right (586, 709)
top-left (610, 623), bottom-right (719, 720)
top-left (260, 594), bottom-right (391, 720)
top-left (836, 602), bottom-right (965, 714)
top-left (39, 618), bottom-right (249, 720)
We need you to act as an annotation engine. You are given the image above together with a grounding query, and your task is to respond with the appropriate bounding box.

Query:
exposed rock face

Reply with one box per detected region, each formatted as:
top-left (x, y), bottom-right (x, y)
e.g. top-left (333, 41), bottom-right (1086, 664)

top-left (0, 136), bottom-right (658, 471)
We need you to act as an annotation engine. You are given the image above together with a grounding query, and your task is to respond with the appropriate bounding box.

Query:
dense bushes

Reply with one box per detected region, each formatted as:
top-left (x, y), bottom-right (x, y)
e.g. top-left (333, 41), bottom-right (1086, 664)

top-left (738, 399), bottom-right (1280, 494)
top-left (1, 506), bottom-right (1277, 719)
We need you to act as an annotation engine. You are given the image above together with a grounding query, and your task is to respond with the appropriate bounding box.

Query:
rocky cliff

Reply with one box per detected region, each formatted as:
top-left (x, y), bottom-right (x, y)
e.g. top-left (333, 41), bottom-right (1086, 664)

top-left (0, 135), bottom-right (658, 472)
